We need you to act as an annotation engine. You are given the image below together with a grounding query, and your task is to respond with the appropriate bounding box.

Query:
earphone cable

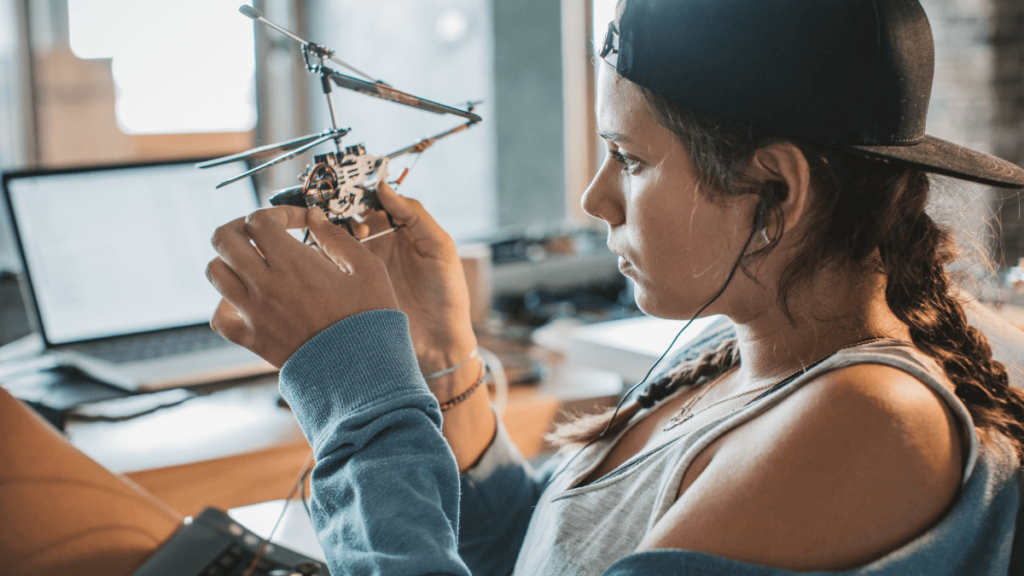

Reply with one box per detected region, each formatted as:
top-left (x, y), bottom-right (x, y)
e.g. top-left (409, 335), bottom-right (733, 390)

top-left (545, 206), bottom-right (766, 488)
top-left (598, 210), bottom-right (764, 438)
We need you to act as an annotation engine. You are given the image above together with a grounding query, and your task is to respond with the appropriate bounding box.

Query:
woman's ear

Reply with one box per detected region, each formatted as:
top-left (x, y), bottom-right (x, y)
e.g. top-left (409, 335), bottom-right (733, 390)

top-left (746, 142), bottom-right (812, 240)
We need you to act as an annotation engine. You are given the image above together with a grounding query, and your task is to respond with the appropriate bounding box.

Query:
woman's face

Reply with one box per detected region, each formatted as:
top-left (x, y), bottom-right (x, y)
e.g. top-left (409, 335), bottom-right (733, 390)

top-left (582, 65), bottom-right (760, 319)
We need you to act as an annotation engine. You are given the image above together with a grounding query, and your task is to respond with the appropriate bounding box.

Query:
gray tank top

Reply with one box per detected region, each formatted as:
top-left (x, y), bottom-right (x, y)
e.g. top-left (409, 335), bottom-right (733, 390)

top-left (511, 339), bottom-right (979, 576)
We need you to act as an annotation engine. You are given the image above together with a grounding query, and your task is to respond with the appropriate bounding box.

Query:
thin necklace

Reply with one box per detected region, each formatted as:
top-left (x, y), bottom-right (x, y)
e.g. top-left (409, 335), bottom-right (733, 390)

top-left (663, 336), bottom-right (892, 432)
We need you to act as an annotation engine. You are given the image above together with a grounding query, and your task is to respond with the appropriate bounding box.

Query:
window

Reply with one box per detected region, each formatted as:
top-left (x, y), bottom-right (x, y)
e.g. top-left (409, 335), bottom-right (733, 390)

top-left (304, 0), bottom-right (496, 241)
top-left (0, 0), bottom-right (27, 167)
top-left (592, 0), bottom-right (616, 46)
top-left (67, 0), bottom-right (256, 135)
top-left (0, 0), bottom-right (29, 271)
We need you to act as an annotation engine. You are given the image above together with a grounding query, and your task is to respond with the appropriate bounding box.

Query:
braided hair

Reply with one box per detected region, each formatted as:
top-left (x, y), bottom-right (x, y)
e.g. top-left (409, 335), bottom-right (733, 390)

top-left (550, 91), bottom-right (1024, 460)
top-left (547, 337), bottom-right (740, 448)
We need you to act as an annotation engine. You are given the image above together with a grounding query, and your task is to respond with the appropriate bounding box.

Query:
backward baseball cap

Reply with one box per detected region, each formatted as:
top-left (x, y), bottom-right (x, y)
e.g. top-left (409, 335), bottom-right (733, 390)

top-left (600, 0), bottom-right (1024, 188)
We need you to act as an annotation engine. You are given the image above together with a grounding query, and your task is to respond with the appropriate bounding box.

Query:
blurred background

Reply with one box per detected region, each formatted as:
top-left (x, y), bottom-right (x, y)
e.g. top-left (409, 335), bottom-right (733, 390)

top-left (1, 1), bottom-right (1020, 525)
top-left (0, 0), bottom-right (1022, 344)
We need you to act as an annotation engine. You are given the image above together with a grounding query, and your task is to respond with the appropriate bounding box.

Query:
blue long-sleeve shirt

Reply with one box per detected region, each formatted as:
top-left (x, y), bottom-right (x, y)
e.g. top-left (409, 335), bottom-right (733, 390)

top-left (279, 310), bottom-right (1024, 576)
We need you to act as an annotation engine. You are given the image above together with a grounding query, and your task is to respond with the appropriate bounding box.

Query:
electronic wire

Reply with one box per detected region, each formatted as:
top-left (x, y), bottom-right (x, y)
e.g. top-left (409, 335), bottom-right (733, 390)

top-left (598, 216), bottom-right (762, 437)
top-left (274, 201), bottom-right (765, 560)
top-left (295, 137), bottom-right (427, 245)
top-left (300, 463), bottom-right (313, 520)
top-left (545, 208), bottom-right (764, 489)
top-left (243, 453), bottom-right (316, 576)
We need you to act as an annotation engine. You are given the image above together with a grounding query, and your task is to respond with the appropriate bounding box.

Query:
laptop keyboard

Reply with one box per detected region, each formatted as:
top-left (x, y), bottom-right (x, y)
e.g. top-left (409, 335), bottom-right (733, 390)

top-left (67, 325), bottom-right (231, 364)
top-left (131, 507), bottom-right (327, 576)
top-left (200, 543), bottom-right (306, 576)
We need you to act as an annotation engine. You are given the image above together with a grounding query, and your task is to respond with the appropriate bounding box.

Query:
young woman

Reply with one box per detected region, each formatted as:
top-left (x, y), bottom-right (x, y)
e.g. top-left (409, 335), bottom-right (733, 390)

top-left (200, 0), bottom-right (1024, 573)
top-left (4, 0), bottom-right (1024, 574)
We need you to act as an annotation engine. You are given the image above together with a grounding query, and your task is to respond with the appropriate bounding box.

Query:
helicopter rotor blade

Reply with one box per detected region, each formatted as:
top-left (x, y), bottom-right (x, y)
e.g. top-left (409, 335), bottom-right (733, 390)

top-left (325, 54), bottom-right (376, 83)
top-left (385, 121), bottom-right (475, 160)
top-left (328, 70), bottom-right (483, 123)
top-left (196, 130), bottom-right (348, 169)
top-left (240, 5), bottom-right (376, 82)
top-left (239, 6), bottom-right (481, 122)
top-left (240, 5), bottom-right (307, 46)
top-left (215, 133), bottom-right (338, 189)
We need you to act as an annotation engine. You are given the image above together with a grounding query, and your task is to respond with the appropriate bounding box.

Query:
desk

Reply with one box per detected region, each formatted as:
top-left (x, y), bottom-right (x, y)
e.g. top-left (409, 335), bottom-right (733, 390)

top-left (67, 376), bottom-right (308, 518)
top-left (29, 299), bottom-right (1024, 517)
top-left (64, 372), bottom-right (596, 518)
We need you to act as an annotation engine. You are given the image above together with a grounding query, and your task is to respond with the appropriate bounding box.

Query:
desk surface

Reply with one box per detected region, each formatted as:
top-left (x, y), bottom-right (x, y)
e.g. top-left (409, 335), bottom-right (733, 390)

top-left (66, 375), bottom-right (300, 474)
top-left (0, 323), bottom-right (619, 516)
top-left (59, 369), bottom-right (600, 517)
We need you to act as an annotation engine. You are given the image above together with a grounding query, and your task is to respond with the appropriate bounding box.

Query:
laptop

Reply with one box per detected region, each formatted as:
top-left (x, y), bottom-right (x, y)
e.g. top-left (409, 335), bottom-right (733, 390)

top-left (130, 506), bottom-right (327, 576)
top-left (2, 158), bottom-right (277, 392)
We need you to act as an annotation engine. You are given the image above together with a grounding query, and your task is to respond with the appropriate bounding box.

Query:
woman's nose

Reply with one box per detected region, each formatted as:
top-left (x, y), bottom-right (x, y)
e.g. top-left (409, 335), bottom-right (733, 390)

top-left (581, 162), bottom-right (625, 226)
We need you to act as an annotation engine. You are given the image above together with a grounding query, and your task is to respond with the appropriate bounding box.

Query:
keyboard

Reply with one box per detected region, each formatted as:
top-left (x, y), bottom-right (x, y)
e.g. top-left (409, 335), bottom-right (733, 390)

top-left (131, 507), bottom-right (328, 576)
top-left (66, 325), bottom-right (231, 364)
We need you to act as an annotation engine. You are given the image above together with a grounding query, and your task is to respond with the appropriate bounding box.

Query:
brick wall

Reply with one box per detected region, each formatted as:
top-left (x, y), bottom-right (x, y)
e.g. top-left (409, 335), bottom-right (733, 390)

top-left (992, 0), bottom-right (1024, 262)
top-left (917, 0), bottom-right (1024, 268)
top-left (918, 0), bottom-right (999, 271)
top-left (923, 0), bottom-right (996, 156)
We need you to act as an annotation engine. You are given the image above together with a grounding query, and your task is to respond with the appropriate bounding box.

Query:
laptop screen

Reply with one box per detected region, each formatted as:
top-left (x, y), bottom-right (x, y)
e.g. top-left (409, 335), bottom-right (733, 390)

top-left (3, 160), bottom-right (260, 345)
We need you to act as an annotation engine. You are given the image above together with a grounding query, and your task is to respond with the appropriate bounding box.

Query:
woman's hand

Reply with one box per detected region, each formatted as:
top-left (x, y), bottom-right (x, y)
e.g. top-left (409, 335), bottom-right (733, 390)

top-left (206, 206), bottom-right (400, 368)
top-left (352, 181), bottom-right (479, 394)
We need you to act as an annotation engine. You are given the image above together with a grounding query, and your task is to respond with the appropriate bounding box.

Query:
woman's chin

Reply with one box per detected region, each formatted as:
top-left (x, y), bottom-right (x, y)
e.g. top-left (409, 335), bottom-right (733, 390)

top-left (632, 286), bottom-right (710, 321)
top-left (631, 286), bottom-right (664, 317)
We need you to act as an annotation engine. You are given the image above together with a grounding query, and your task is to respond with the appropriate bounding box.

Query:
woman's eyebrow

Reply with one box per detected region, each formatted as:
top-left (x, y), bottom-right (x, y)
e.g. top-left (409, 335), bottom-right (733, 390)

top-left (598, 130), bottom-right (633, 145)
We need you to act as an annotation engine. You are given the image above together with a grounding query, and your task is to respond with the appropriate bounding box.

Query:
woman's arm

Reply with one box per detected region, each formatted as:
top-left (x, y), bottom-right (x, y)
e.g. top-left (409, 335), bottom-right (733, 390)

top-left (635, 364), bottom-right (963, 571)
top-left (204, 205), bottom-right (1012, 576)
top-left (206, 206), bottom-right (542, 574)
top-left (279, 310), bottom-right (470, 575)
top-left (281, 310), bottom-right (550, 576)
top-left (352, 181), bottom-right (498, 472)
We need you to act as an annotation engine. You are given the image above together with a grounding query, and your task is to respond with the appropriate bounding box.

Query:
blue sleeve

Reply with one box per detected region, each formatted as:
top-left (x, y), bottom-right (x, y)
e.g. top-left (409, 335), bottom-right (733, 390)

top-left (458, 417), bottom-right (555, 576)
top-left (279, 310), bottom-right (791, 576)
top-left (279, 310), bottom-right (469, 576)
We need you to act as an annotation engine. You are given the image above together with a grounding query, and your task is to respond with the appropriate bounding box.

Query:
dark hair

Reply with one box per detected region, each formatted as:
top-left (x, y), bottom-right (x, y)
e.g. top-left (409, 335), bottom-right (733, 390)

top-left (549, 89), bottom-right (1024, 461)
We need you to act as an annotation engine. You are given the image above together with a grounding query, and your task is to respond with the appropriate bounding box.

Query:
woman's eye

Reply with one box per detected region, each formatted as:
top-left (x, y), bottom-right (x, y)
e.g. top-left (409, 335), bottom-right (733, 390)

top-left (609, 150), bottom-right (642, 175)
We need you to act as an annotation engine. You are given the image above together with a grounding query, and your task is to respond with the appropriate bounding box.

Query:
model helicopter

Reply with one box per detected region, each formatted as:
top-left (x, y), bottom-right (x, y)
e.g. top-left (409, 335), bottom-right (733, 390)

top-left (197, 5), bottom-right (482, 242)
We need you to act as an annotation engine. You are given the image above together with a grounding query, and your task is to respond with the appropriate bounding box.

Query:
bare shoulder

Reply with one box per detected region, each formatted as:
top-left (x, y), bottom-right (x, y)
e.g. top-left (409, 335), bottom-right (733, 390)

top-left (638, 363), bottom-right (964, 571)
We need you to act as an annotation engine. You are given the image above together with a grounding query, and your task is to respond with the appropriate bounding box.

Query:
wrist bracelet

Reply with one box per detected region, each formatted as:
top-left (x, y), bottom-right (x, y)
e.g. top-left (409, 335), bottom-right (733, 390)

top-left (423, 347), bottom-right (478, 380)
top-left (439, 366), bottom-right (487, 412)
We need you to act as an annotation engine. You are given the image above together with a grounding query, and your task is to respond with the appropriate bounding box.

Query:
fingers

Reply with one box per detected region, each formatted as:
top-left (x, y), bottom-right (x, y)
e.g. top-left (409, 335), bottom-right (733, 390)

top-left (206, 256), bottom-right (248, 303)
top-left (245, 205), bottom-right (309, 231)
top-left (375, 180), bottom-right (419, 222)
top-left (350, 219), bottom-right (371, 240)
top-left (210, 216), bottom-right (268, 282)
top-left (306, 208), bottom-right (374, 272)
top-left (211, 206), bottom-right (314, 290)
top-left (243, 206), bottom-right (310, 266)
top-left (210, 299), bottom-right (247, 345)
top-left (374, 181), bottom-right (447, 245)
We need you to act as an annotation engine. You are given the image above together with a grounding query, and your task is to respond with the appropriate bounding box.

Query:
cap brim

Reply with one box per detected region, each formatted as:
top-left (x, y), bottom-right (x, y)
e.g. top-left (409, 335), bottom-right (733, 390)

top-left (846, 136), bottom-right (1024, 189)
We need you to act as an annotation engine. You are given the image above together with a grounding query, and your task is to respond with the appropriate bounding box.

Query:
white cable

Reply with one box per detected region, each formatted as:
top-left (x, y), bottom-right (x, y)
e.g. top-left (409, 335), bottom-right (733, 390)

top-left (477, 346), bottom-right (507, 417)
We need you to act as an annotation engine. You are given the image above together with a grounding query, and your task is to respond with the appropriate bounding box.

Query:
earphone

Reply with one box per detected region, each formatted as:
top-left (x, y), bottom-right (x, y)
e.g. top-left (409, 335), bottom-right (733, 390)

top-left (544, 194), bottom-right (776, 487)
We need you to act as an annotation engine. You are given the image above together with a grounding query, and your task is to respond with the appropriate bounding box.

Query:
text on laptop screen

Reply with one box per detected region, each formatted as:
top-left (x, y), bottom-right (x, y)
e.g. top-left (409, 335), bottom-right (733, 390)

top-left (6, 162), bottom-right (259, 345)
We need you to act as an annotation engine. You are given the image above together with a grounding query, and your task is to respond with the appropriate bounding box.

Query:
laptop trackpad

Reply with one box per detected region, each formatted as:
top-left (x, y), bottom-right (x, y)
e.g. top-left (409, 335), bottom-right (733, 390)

top-left (60, 345), bottom-right (277, 392)
top-left (121, 345), bottom-right (277, 391)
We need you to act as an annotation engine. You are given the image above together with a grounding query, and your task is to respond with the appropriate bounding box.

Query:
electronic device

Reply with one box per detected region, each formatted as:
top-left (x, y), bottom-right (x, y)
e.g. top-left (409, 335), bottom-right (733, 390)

top-left (2, 158), bottom-right (276, 391)
top-left (197, 6), bottom-right (482, 240)
top-left (130, 507), bottom-right (327, 576)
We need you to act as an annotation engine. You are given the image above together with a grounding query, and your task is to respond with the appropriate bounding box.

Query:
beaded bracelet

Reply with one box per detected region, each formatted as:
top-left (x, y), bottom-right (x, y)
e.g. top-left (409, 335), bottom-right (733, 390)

top-left (439, 368), bottom-right (487, 412)
top-left (423, 348), bottom-right (478, 380)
